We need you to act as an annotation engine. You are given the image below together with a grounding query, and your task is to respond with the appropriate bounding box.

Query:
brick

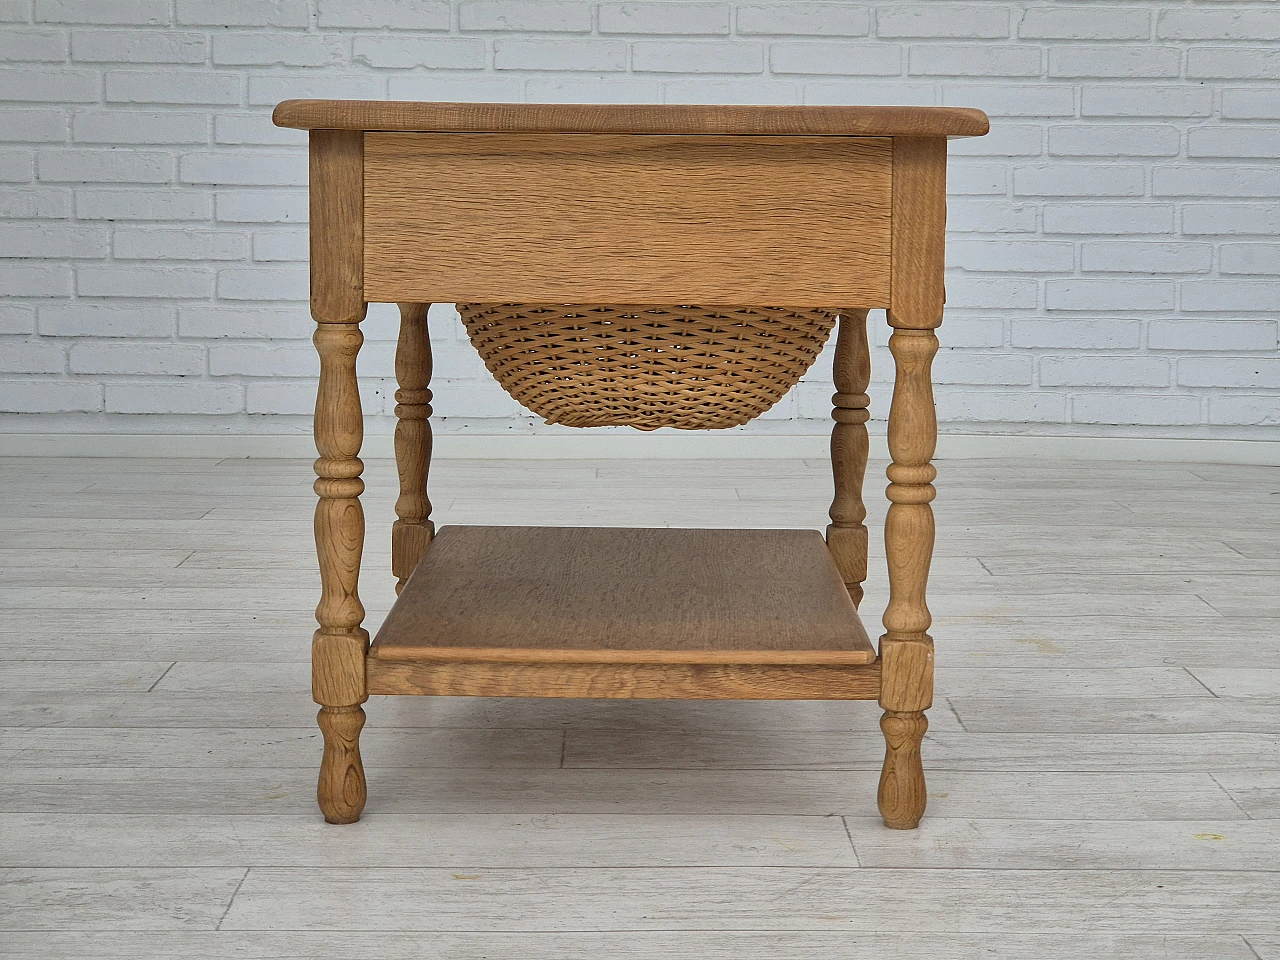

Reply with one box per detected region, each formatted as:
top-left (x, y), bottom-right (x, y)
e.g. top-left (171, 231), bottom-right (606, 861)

top-left (1188, 127), bottom-right (1280, 160)
top-left (1041, 356), bottom-right (1169, 387)
top-left (211, 343), bottom-right (316, 377)
top-left (1080, 242), bottom-right (1213, 274)
top-left (1045, 279), bottom-right (1175, 311)
top-left (72, 30), bottom-right (206, 63)
top-left (215, 114), bottom-right (305, 146)
top-left (1017, 6), bottom-right (1149, 40)
top-left (1183, 204), bottom-right (1280, 236)
top-left (1182, 280), bottom-right (1280, 313)
top-left (932, 353), bottom-right (1032, 385)
top-left (107, 381), bottom-right (243, 415)
top-left (215, 34), bottom-right (348, 67)
top-left (1014, 165), bottom-right (1144, 198)
top-left (0, 188), bottom-right (71, 219)
top-left (245, 380), bottom-right (388, 415)
top-left (927, 317), bottom-right (1004, 348)
top-left (526, 77), bottom-right (662, 103)
top-left (430, 379), bottom-right (520, 417)
top-left (947, 200), bottom-right (1037, 234)
top-left (36, 0), bottom-right (168, 24)
top-left (1072, 394), bottom-right (1202, 426)
top-left (1082, 86), bottom-right (1213, 118)
top-left (879, 6), bottom-right (1008, 39)
top-left (948, 240), bottom-right (1073, 273)
top-left (663, 77), bottom-right (798, 104)
top-left (1222, 88), bottom-right (1280, 120)
top-left (38, 149), bottom-right (173, 183)
top-left (216, 266), bottom-right (309, 301)
top-left (1157, 9), bottom-right (1280, 41)
top-left (317, 0), bottom-right (450, 29)
top-left (1154, 166), bottom-right (1280, 199)
top-left (1150, 320), bottom-right (1278, 353)
top-left (803, 80), bottom-right (934, 106)
top-left (106, 71), bottom-right (241, 105)
top-left (0, 67), bottom-right (98, 102)
top-left (0, 263), bottom-right (72, 296)
top-left (1049, 124), bottom-right (1179, 158)
top-left (947, 163), bottom-right (1007, 195)
top-left (0, 223), bottom-right (106, 258)
top-left (248, 75), bottom-right (385, 106)
top-left (180, 305), bottom-right (312, 340)
top-left (353, 37), bottom-right (485, 70)
top-left (181, 152), bottom-right (304, 187)
top-left (1178, 358), bottom-right (1280, 389)
top-left (936, 388), bottom-right (1067, 423)
top-left (0, 340), bottom-right (63, 373)
top-left (76, 266), bottom-right (213, 299)
top-left (0, 108), bottom-right (67, 142)
top-left (0, 0), bottom-right (24, 20)
top-left (1220, 244), bottom-right (1280, 276)
top-left (459, 1), bottom-right (592, 33)
top-left (1188, 47), bottom-right (1280, 80)
top-left (770, 42), bottom-right (899, 76)
top-left (736, 4), bottom-right (869, 36)
top-left (73, 111), bottom-right (209, 145)
top-left (114, 228), bottom-right (248, 261)
top-left (0, 379), bottom-right (102, 413)
top-left (945, 277), bottom-right (1038, 309)
top-left (0, 29), bottom-right (67, 60)
top-left (215, 189), bottom-right (307, 223)
top-left (633, 40), bottom-right (763, 73)
top-left (388, 75), bottom-right (522, 102)
top-left (494, 39), bottom-right (627, 71)
top-left (0, 149), bottom-right (32, 181)
top-left (250, 229), bottom-right (308, 262)
top-left (39, 304), bottom-right (174, 338)
top-left (176, 0), bottom-right (308, 27)
top-left (1209, 395), bottom-right (1280, 426)
top-left (910, 44), bottom-right (1039, 77)
top-left (942, 83), bottom-right (1074, 117)
top-left (0, 306), bottom-right (36, 335)
top-left (948, 124), bottom-right (1041, 157)
top-left (1011, 319), bottom-right (1141, 350)
top-left (77, 189), bottom-right (210, 221)
top-left (70, 342), bottom-right (204, 376)
top-left (599, 3), bottom-right (729, 35)
top-left (1049, 46), bottom-right (1180, 78)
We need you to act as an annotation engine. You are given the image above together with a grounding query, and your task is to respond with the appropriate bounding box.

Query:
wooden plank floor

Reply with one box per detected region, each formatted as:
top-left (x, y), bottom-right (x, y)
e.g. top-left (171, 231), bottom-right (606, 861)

top-left (0, 455), bottom-right (1277, 959)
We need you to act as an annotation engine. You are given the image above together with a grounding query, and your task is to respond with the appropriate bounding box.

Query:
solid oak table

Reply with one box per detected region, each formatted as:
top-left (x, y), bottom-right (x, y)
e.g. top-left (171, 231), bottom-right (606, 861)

top-left (273, 99), bottom-right (989, 829)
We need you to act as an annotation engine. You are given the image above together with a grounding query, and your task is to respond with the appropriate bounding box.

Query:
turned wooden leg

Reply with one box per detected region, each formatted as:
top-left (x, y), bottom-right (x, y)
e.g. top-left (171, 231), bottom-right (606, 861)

top-left (392, 302), bottom-right (434, 594)
top-left (826, 309), bottom-right (871, 607)
top-left (317, 704), bottom-right (366, 824)
top-left (878, 709), bottom-right (928, 829)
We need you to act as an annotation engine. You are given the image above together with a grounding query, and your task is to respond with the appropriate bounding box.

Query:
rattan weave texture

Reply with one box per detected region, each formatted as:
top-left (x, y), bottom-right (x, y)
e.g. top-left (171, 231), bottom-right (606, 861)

top-left (458, 303), bottom-right (839, 430)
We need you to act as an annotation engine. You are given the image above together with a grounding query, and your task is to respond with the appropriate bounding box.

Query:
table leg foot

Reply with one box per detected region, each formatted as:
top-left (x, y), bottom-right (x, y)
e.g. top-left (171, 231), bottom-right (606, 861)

top-left (878, 709), bottom-right (927, 829)
top-left (317, 704), bottom-right (366, 824)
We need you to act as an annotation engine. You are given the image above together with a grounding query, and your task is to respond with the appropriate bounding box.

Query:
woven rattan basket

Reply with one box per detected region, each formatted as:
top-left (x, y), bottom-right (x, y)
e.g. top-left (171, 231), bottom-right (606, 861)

top-left (458, 303), bottom-right (838, 430)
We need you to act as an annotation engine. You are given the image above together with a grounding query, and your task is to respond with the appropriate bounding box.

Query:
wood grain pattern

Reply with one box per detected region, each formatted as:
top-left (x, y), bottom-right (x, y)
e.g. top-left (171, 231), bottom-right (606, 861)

top-left (371, 526), bottom-right (875, 665)
top-left (311, 321), bottom-right (367, 824)
top-left (367, 658), bottom-right (881, 700)
top-left (274, 99), bottom-right (991, 138)
top-left (391, 302), bottom-right (433, 594)
top-left (826, 309), bottom-right (871, 607)
top-left (362, 133), bottom-right (892, 306)
top-left (308, 130), bottom-right (363, 325)
top-left (888, 137), bottom-right (948, 330)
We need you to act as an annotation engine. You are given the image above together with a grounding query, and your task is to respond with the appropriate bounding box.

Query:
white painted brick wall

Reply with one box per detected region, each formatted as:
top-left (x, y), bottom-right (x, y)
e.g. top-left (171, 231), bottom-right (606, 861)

top-left (1, 1), bottom-right (1277, 439)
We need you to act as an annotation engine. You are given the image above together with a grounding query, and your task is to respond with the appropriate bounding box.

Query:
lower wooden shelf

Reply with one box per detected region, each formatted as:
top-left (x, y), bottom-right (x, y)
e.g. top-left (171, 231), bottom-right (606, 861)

top-left (367, 525), bottom-right (880, 700)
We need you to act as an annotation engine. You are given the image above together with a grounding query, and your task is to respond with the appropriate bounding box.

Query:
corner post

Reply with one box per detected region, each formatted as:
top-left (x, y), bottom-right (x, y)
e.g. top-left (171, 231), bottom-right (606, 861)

top-left (827, 308), bottom-right (871, 608)
top-left (309, 129), bottom-right (368, 824)
top-left (878, 137), bottom-right (946, 830)
top-left (392, 302), bottom-right (435, 593)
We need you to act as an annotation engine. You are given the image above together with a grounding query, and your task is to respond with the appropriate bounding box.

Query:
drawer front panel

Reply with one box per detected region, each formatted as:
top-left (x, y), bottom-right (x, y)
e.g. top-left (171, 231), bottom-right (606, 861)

top-left (363, 132), bottom-right (892, 307)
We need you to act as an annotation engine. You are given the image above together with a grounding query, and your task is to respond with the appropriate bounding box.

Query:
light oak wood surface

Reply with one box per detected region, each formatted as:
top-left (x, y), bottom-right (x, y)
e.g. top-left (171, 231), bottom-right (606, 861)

top-left (362, 133), bottom-right (892, 306)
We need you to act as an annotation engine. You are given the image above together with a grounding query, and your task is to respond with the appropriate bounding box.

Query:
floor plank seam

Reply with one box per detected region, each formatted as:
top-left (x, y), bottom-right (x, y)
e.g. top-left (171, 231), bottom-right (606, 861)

top-left (1242, 934), bottom-right (1264, 959)
top-left (144, 662), bottom-right (176, 694)
top-left (1184, 668), bottom-right (1221, 699)
top-left (1207, 773), bottom-right (1255, 821)
top-left (214, 866), bottom-right (250, 931)
top-left (839, 815), bottom-right (862, 867)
